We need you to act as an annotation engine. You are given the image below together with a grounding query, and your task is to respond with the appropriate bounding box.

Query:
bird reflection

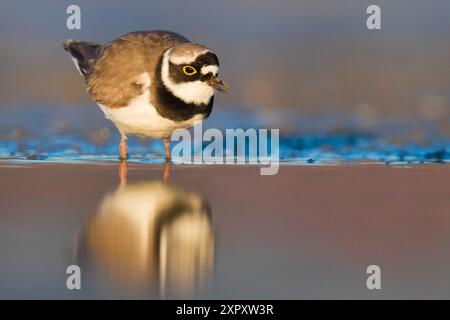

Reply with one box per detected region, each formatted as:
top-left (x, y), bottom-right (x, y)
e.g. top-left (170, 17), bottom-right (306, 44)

top-left (78, 161), bottom-right (214, 298)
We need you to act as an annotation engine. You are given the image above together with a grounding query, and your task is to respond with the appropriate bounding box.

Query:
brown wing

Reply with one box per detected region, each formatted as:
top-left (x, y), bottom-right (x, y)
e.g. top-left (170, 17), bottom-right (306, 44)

top-left (86, 31), bottom-right (189, 108)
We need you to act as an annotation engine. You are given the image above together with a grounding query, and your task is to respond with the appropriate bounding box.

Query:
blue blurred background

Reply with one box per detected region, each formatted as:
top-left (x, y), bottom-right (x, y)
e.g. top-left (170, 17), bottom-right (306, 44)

top-left (1, 0), bottom-right (450, 163)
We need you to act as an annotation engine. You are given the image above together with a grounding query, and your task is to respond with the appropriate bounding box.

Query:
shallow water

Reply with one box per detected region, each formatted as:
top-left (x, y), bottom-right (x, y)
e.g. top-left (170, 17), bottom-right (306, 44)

top-left (0, 106), bottom-right (449, 165)
top-left (1, 162), bottom-right (450, 299)
top-left (1, 106), bottom-right (449, 298)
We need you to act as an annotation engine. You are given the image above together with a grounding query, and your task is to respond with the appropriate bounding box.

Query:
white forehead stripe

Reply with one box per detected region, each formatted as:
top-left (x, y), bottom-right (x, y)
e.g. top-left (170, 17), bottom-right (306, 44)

top-left (201, 65), bottom-right (219, 76)
top-left (169, 48), bottom-right (210, 65)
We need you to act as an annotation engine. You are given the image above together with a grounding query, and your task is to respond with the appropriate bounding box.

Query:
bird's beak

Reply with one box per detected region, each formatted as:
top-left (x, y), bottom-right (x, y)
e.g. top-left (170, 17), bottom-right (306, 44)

top-left (207, 77), bottom-right (230, 94)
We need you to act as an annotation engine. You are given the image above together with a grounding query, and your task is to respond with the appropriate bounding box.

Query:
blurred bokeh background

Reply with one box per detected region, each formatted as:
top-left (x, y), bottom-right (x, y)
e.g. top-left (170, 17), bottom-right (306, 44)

top-left (1, 0), bottom-right (450, 162)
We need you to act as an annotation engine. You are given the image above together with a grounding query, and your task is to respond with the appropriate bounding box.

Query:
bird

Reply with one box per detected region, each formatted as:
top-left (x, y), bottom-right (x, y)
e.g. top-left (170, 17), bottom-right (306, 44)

top-left (63, 31), bottom-right (228, 161)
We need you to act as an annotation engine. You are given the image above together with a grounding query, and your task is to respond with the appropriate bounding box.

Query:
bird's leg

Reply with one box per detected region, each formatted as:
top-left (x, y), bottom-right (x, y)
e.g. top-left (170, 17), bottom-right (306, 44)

top-left (119, 136), bottom-right (127, 160)
top-left (163, 138), bottom-right (171, 161)
top-left (163, 160), bottom-right (171, 184)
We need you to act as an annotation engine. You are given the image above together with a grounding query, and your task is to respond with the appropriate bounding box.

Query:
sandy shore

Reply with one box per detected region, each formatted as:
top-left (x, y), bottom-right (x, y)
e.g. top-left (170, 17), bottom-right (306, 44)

top-left (0, 162), bottom-right (449, 299)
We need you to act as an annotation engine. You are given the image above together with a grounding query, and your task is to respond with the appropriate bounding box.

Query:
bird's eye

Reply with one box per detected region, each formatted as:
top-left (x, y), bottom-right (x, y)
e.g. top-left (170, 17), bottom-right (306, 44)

top-left (182, 65), bottom-right (197, 76)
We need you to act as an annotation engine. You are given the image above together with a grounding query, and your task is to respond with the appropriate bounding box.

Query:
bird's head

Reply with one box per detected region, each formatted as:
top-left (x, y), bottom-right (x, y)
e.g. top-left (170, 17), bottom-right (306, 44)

top-left (160, 43), bottom-right (228, 105)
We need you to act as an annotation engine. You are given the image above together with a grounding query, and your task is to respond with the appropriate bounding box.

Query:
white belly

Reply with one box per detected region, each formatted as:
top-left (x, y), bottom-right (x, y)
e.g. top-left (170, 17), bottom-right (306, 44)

top-left (98, 101), bottom-right (204, 139)
top-left (97, 73), bottom-right (204, 138)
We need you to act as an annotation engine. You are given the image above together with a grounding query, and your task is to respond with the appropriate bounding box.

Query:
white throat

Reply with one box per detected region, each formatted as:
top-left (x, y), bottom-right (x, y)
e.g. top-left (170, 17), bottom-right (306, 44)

top-left (161, 49), bottom-right (214, 105)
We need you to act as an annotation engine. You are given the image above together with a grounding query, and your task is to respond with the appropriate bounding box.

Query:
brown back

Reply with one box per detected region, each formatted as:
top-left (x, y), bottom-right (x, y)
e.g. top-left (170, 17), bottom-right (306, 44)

top-left (87, 31), bottom-right (189, 108)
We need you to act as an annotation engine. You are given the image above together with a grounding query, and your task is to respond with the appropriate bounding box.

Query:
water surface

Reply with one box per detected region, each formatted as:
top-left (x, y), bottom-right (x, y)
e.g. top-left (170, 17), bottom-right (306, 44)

top-left (1, 162), bottom-right (449, 299)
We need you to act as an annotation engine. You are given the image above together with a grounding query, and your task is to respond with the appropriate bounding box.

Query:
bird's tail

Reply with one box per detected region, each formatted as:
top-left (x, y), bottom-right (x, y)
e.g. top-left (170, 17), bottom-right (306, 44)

top-left (63, 39), bottom-right (102, 78)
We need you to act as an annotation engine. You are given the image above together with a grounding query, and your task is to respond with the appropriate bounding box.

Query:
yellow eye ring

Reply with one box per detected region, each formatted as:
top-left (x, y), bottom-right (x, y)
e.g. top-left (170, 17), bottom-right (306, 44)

top-left (182, 65), bottom-right (197, 76)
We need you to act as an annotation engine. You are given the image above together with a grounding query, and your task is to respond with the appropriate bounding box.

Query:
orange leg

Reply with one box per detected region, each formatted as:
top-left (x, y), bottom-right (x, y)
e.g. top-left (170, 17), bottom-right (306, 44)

top-left (163, 138), bottom-right (171, 161)
top-left (119, 136), bottom-right (127, 160)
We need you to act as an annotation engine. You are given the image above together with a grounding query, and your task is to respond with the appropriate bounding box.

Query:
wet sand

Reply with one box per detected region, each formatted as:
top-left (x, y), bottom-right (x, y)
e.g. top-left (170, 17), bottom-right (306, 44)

top-left (0, 162), bottom-right (449, 299)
